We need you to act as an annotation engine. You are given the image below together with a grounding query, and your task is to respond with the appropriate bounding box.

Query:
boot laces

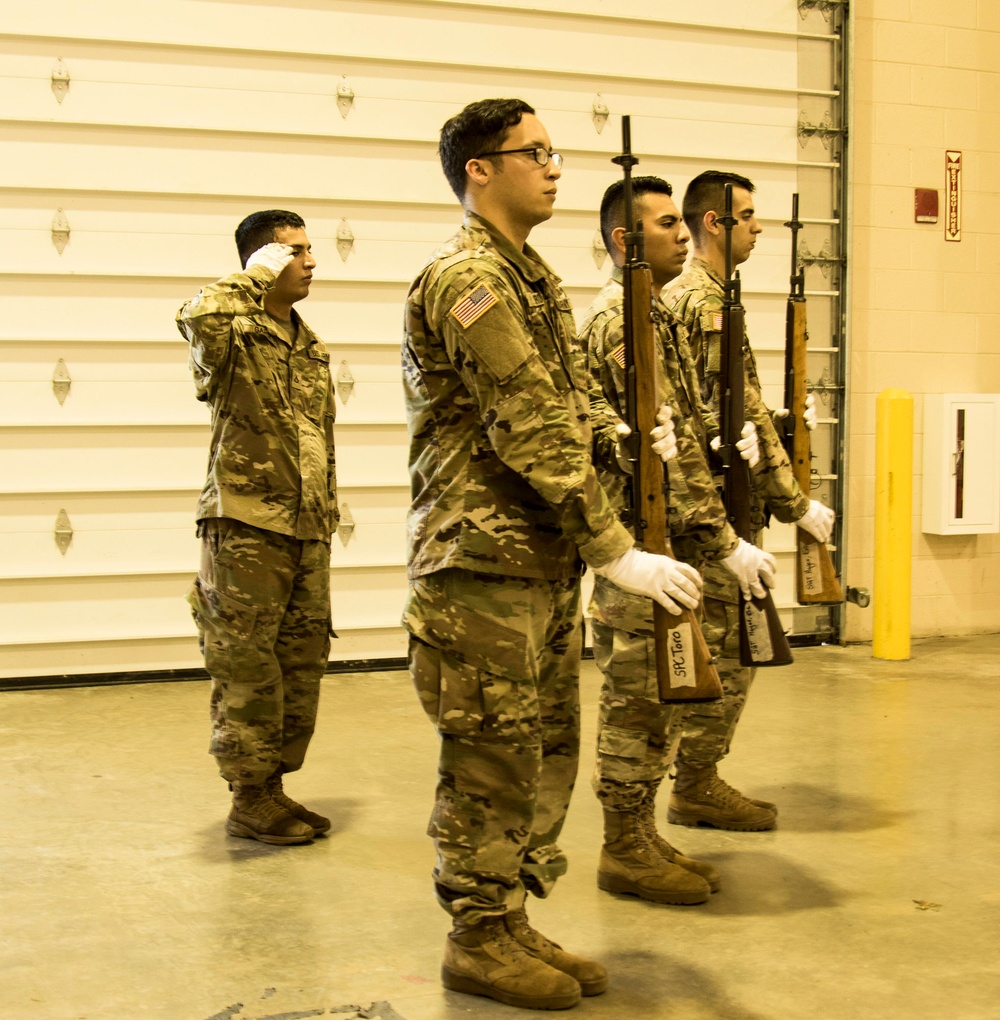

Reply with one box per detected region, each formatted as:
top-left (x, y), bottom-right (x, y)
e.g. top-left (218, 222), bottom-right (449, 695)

top-left (505, 908), bottom-right (556, 954)
top-left (706, 773), bottom-right (752, 809)
top-left (481, 915), bottom-right (531, 960)
top-left (238, 785), bottom-right (288, 826)
top-left (636, 800), bottom-right (678, 861)
top-left (265, 775), bottom-right (299, 813)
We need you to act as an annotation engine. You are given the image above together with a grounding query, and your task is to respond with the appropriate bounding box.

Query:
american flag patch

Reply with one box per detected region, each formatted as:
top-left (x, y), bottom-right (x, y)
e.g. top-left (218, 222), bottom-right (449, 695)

top-left (450, 284), bottom-right (498, 328)
top-left (610, 342), bottom-right (626, 369)
top-left (710, 311), bottom-right (724, 331)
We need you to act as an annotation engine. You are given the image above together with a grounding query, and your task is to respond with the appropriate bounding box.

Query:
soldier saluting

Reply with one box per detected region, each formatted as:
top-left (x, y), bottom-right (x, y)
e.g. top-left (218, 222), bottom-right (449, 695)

top-left (177, 210), bottom-right (337, 846)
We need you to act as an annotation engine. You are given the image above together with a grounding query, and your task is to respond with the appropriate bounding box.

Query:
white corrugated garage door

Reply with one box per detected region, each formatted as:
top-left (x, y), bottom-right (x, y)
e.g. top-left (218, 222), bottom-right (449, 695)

top-left (0, 0), bottom-right (846, 680)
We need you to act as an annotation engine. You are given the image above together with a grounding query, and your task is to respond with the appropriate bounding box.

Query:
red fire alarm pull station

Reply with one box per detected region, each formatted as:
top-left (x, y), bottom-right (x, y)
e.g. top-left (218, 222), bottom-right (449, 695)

top-left (914, 188), bottom-right (938, 223)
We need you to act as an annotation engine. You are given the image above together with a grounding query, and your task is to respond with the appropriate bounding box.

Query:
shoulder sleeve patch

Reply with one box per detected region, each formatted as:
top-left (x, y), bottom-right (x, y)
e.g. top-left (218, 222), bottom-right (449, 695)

top-left (702, 310), bottom-right (724, 333)
top-left (610, 342), bottom-right (626, 369)
top-left (450, 283), bottom-right (498, 329)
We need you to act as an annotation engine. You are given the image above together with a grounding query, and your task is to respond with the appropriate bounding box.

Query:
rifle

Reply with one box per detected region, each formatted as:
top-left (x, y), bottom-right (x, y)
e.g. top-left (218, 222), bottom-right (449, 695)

top-left (612, 116), bottom-right (722, 704)
top-left (782, 194), bottom-right (844, 605)
top-left (718, 183), bottom-right (793, 667)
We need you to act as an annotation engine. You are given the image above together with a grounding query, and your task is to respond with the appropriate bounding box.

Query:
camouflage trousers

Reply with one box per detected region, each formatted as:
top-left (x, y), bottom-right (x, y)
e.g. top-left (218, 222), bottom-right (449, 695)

top-left (188, 517), bottom-right (332, 785)
top-left (589, 576), bottom-right (684, 812)
top-left (667, 595), bottom-right (756, 771)
top-left (404, 568), bottom-right (582, 926)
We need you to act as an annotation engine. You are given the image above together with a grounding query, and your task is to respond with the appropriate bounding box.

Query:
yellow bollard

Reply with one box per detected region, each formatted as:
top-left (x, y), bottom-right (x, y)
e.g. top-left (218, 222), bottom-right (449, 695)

top-left (873, 388), bottom-right (913, 660)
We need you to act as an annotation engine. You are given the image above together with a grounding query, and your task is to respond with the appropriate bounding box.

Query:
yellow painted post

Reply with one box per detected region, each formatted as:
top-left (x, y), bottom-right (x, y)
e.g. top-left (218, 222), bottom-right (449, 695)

top-left (873, 388), bottom-right (913, 660)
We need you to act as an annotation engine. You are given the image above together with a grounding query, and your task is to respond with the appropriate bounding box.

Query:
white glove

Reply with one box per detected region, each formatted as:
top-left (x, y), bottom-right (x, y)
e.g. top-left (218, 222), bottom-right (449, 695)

top-left (720, 538), bottom-right (777, 600)
top-left (594, 547), bottom-right (702, 615)
top-left (736, 421), bottom-right (759, 468)
top-left (613, 421), bottom-right (632, 473)
top-left (246, 242), bottom-right (296, 275)
top-left (710, 422), bottom-right (759, 468)
top-left (804, 392), bottom-right (817, 430)
top-left (773, 392), bottom-right (818, 431)
top-left (797, 499), bottom-right (835, 544)
top-left (614, 404), bottom-right (676, 471)
top-left (650, 404), bottom-right (677, 463)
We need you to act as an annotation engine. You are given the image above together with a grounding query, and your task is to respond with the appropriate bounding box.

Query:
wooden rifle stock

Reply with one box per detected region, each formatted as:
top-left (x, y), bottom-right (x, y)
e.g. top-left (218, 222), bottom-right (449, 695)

top-left (782, 194), bottom-right (844, 605)
top-left (719, 185), bottom-right (793, 668)
top-left (614, 117), bottom-right (721, 704)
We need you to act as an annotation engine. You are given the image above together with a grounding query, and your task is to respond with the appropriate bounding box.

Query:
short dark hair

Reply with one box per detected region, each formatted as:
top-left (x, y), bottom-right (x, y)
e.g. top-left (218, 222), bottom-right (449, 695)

top-left (599, 175), bottom-right (674, 254)
top-left (235, 209), bottom-right (306, 268)
top-left (682, 171), bottom-right (755, 242)
top-left (439, 98), bottom-right (536, 202)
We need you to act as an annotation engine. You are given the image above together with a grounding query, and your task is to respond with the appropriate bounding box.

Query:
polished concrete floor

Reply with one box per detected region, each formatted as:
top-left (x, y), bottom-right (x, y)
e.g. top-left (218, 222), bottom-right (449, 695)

top-left (3, 635), bottom-right (1000, 1020)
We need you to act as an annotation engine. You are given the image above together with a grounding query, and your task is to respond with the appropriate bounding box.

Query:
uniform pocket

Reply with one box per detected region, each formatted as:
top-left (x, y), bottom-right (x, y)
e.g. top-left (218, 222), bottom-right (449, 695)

top-left (187, 576), bottom-right (258, 681)
top-left (410, 637), bottom-right (484, 737)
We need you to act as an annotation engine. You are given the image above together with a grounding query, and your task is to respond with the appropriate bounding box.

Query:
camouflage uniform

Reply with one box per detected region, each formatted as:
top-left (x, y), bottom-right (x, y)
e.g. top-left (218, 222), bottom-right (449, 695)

top-left (580, 269), bottom-right (738, 811)
top-left (177, 263), bottom-right (338, 784)
top-left (403, 213), bottom-right (633, 925)
top-left (664, 257), bottom-right (808, 771)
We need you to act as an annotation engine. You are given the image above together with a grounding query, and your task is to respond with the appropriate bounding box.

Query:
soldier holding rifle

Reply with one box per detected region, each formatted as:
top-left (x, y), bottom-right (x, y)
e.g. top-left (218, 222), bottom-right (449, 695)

top-left (582, 170), bottom-right (776, 905)
top-left (664, 171), bottom-right (836, 830)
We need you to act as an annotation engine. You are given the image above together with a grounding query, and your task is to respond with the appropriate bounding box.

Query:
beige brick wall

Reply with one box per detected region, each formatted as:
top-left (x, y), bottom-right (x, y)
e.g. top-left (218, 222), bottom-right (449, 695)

top-left (846, 0), bottom-right (1000, 640)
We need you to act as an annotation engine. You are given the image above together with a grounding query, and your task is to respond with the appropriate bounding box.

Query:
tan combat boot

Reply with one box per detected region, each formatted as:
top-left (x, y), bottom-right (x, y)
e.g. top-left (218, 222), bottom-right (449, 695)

top-left (226, 782), bottom-right (315, 845)
top-left (636, 794), bottom-right (721, 893)
top-left (668, 764), bottom-right (777, 831)
top-left (598, 809), bottom-right (711, 905)
top-left (264, 771), bottom-right (331, 834)
top-left (505, 907), bottom-right (608, 997)
top-left (442, 915), bottom-right (582, 1010)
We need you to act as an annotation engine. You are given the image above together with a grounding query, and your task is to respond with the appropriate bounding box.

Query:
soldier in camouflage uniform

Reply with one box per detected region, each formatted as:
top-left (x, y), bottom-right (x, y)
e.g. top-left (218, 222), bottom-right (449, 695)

top-left (177, 210), bottom-right (338, 846)
top-left (663, 171), bottom-right (835, 831)
top-left (582, 176), bottom-right (777, 905)
top-left (403, 100), bottom-right (704, 1010)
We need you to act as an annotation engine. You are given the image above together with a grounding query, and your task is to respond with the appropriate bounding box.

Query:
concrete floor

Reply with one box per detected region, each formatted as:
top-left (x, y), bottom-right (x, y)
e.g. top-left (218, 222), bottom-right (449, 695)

top-left (2, 635), bottom-right (999, 1020)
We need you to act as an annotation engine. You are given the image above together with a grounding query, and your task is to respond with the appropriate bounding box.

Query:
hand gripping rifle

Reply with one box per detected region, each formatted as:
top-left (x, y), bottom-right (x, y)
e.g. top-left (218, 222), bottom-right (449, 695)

top-left (781, 194), bottom-right (844, 605)
top-left (718, 183), bottom-right (793, 667)
top-left (612, 116), bottom-right (722, 703)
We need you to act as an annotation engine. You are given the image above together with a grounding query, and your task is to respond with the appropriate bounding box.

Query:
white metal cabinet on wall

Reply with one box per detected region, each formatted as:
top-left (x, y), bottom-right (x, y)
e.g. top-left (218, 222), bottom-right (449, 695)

top-left (922, 394), bottom-right (1000, 536)
top-left (0, 0), bottom-right (843, 680)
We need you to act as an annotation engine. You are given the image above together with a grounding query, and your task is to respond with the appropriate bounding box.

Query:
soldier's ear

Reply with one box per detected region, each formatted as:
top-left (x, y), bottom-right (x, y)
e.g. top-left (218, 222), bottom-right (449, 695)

top-left (465, 157), bottom-right (491, 188)
top-left (611, 226), bottom-right (627, 259)
top-left (703, 210), bottom-right (721, 237)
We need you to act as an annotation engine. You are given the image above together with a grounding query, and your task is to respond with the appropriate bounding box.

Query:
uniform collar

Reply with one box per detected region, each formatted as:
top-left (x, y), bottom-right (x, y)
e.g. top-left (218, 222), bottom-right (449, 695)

top-left (464, 211), bottom-right (555, 284)
top-left (691, 256), bottom-right (724, 288)
top-left (608, 264), bottom-right (675, 320)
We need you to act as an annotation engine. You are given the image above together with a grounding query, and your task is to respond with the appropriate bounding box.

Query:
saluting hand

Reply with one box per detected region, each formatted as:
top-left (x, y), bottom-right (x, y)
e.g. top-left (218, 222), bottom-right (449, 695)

top-left (246, 242), bottom-right (296, 275)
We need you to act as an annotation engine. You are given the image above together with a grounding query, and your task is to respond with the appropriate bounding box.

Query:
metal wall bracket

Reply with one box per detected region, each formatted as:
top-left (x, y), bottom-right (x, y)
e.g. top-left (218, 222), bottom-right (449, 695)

top-left (798, 239), bottom-right (842, 278)
top-left (52, 358), bottom-right (71, 405)
top-left (591, 231), bottom-right (607, 270)
top-left (54, 509), bottom-right (74, 555)
top-left (797, 113), bottom-right (843, 149)
top-left (336, 359), bottom-right (354, 403)
top-left (592, 94), bottom-right (609, 135)
top-left (798, 0), bottom-right (848, 20)
top-left (336, 218), bottom-right (355, 261)
top-left (336, 79), bottom-right (355, 118)
top-left (337, 502), bottom-right (355, 546)
top-left (51, 209), bottom-right (70, 255)
top-left (51, 58), bottom-right (70, 104)
top-left (807, 371), bottom-right (843, 418)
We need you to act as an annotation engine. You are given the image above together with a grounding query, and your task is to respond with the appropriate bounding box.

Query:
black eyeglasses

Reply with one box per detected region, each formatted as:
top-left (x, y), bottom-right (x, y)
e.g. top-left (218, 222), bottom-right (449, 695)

top-left (475, 146), bottom-right (564, 169)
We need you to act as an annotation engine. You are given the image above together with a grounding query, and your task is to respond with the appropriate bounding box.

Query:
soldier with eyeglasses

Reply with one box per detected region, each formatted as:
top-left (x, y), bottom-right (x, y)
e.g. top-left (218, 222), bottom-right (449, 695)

top-left (402, 98), bottom-right (703, 1009)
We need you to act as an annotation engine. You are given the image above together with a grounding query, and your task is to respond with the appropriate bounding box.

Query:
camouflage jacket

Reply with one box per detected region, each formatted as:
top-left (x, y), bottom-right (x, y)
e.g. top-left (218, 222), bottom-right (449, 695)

top-left (581, 268), bottom-right (739, 567)
top-left (403, 213), bottom-right (633, 582)
top-left (176, 264), bottom-right (338, 542)
top-left (665, 257), bottom-right (808, 602)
